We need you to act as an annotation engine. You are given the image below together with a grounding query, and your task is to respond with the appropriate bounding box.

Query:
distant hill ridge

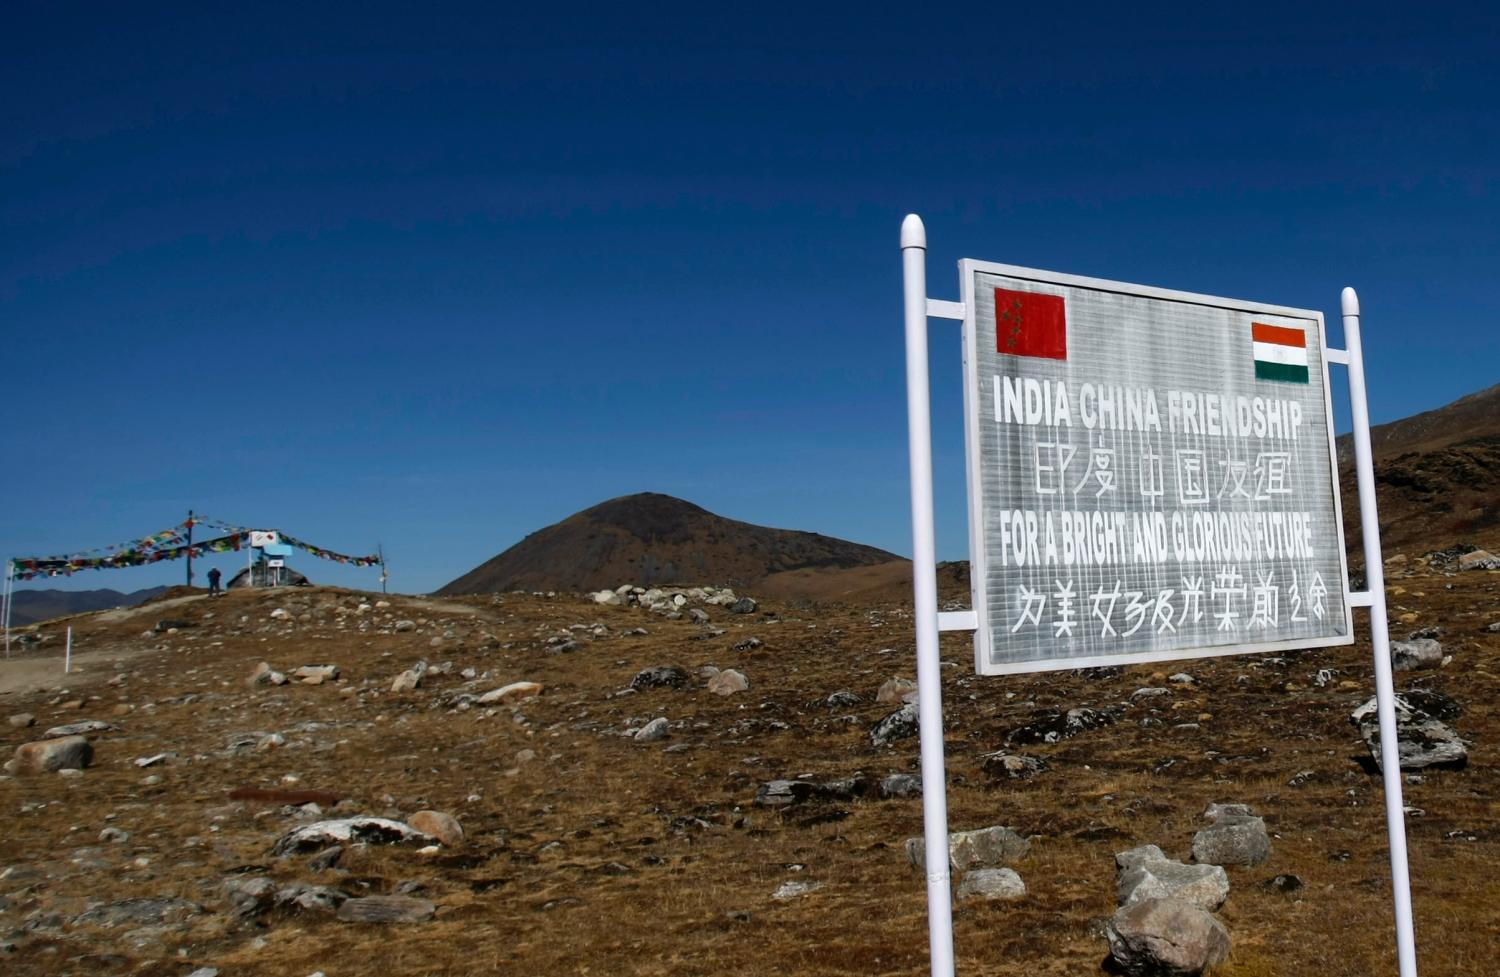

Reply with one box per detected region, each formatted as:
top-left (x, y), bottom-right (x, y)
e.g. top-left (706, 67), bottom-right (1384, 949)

top-left (5, 586), bottom-right (169, 627)
top-left (1336, 382), bottom-right (1500, 556)
top-left (438, 493), bottom-right (900, 595)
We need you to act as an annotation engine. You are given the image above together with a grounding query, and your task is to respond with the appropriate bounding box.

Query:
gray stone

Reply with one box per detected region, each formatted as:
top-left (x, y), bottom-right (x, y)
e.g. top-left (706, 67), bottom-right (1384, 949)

top-left (186, 968), bottom-right (220, 977)
top-left (906, 825), bottom-right (1030, 873)
top-left (732, 636), bottom-right (763, 651)
top-left (1391, 638), bottom-right (1443, 671)
top-left (276, 884), bottom-right (347, 914)
top-left (1351, 694), bottom-right (1469, 770)
top-left (1106, 897), bottom-right (1230, 976)
top-left (978, 751), bottom-right (1049, 780)
top-left (336, 895), bottom-right (435, 924)
top-left (10, 736), bottom-right (93, 774)
top-left (1458, 549), bottom-right (1500, 571)
top-left (633, 717), bottom-right (670, 742)
top-left (770, 880), bottom-right (818, 900)
top-left (74, 897), bottom-right (204, 928)
top-left (631, 666), bottom-right (688, 690)
top-left (1119, 860), bottom-right (1230, 911)
top-left (1115, 844), bottom-right (1168, 871)
top-left (1201, 802), bottom-right (1253, 821)
top-left (880, 773), bottom-right (923, 798)
top-left (394, 619), bottom-right (417, 632)
top-left (8, 713), bottom-right (35, 728)
top-left (706, 668), bottom-right (749, 696)
top-left (687, 607), bottom-right (710, 624)
top-left (870, 702), bottom-right (919, 747)
top-left (41, 720), bottom-right (114, 738)
top-left (956, 868), bottom-right (1026, 901)
top-left (272, 817), bottom-right (435, 856)
top-left (294, 664), bottom-right (340, 683)
top-left (1192, 815), bottom-right (1270, 867)
top-left (825, 690), bottom-right (862, 707)
top-left (728, 597), bottom-right (758, 614)
top-left (876, 677), bottom-right (918, 704)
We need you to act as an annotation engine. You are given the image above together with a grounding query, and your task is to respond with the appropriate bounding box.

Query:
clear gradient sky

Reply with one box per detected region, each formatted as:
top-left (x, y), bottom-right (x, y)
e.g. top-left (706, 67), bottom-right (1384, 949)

top-left (4, 2), bottom-right (1498, 595)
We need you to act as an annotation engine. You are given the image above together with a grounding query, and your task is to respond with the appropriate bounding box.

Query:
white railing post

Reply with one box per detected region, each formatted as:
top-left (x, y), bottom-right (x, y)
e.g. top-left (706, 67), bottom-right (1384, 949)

top-left (1342, 286), bottom-right (1418, 977)
top-left (902, 213), bottom-right (956, 977)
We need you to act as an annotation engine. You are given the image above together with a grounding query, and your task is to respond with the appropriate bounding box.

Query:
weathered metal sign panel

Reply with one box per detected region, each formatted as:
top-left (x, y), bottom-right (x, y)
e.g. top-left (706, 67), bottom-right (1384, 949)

top-left (960, 260), bottom-right (1352, 674)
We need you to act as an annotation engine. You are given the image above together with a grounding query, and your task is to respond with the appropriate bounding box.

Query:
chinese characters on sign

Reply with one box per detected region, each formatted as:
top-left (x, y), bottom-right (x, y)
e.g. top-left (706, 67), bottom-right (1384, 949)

top-left (962, 268), bottom-right (1351, 674)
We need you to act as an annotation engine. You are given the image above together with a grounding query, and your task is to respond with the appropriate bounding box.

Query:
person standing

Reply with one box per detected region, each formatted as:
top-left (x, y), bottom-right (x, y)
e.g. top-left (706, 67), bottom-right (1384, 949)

top-left (207, 566), bottom-right (222, 597)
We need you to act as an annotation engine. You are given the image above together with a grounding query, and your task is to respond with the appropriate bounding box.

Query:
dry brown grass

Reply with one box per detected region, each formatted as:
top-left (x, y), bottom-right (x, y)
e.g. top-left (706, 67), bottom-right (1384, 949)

top-left (0, 568), bottom-right (1497, 976)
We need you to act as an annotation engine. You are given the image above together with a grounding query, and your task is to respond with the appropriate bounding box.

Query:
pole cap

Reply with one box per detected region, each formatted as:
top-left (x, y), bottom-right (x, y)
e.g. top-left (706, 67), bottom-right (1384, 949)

top-left (901, 214), bottom-right (926, 250)
top-left (1341, 286), bottom-right (1360, 317)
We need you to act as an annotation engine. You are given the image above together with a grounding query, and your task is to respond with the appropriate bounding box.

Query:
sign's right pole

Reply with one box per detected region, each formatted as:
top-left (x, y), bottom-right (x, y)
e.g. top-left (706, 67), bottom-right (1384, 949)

top-left (1342, 286), bottom-right (1419, 977)
top-left (901, 214), bottom-right (956, 977)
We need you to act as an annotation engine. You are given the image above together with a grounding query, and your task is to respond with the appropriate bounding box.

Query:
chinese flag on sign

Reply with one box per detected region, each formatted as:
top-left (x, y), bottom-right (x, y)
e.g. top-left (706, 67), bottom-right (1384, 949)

top-left (994, 287), bottom-right (1067, 359)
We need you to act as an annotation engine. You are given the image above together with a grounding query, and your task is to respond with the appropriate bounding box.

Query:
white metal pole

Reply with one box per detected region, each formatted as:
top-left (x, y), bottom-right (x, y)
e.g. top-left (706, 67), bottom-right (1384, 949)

top-left (902, 213), bottom-right (956, 977)
top-left (1343, 286), bottom-right (1418, 977)
top-left (64, 625), bottom-right (72, 673)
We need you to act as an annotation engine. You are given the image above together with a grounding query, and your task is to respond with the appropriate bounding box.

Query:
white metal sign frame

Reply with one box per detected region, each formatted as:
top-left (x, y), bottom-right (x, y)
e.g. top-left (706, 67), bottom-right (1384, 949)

top-left (901, 214), bottom-right (1416, 977)
top-left (956, 258), bottom-right (1355, 675)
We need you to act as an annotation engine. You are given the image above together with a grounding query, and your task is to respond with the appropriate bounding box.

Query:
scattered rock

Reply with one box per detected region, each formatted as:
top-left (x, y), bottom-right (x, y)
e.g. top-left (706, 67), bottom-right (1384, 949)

top-left (978, 751), bottom-right (1048, 780)
top-left (407, 810), bottom-right (463, 846)
top-left (906, 825), bottom-right (1030, 873)
top-left (631, 666), bottom-right (688, 690)
top-left (732, 636), bottom-right (763, 651)
top-left (592, 590), bottom-right (623, 606)
top-left (477, 681), bottom-right (543, 705)
top-left (1351, 693), bottom-right (1468, 770)
top-left (392, 661), bottom-right (428, 693)
top-left (74, 897), bottom-right (205, 928)
top-left (870, 701), bottom-right (919, 747)
top-left (9, 735), bottom-right (93, 774)
top-left (825, 690), bottom-right (862, 707)
top-left (729, 597), bottom-right (758, 615)
top-left (1262, 873), bottom-right (1304, 893)
top-left (271, 817), bottom-right (435, 856)
top-left (1458, 549), bottom-right (1500, 571)
top-left (1005, 706), bottom-right (1120, 745)
top-left (394, 619), bottom-right (417, 632)
top-left (1118, 856), bottom-right (1229, 911)
top-left (99, 827), bottom-right (130, 844)
top-left (633, 717), bottom-right (670, 742)
top-left (337, 895), bottom-right (436, 923)
top-left (42, 720), bottom-right (115, 738)
top-left (8, 713), bottom-right (35, 728)
top-left (706, 668), bottom-right (749, 696)
top-left (1106, 897), bottom-right (1230, 976)
top-left (755, 780), bottom-right (818, 808)
top-left (1115, 844), bottom-right (1168, 871)
top-left (880, 773), bottom-right (922, 798)
top-left (1192, 812), bottom-right (1271, 867)
top-left (770, 880), bottom-right (818, 900)
top-left (248, 662), bottom-right (288, 687)
top-left (294, 664), bottom-right (340, 683)
top-left (876, 677), bottom-right (918, 704)
top-left (1390, 638), bottom-right (1443, 671)
top-left (956, 867), bottom-right (1026, 901)
top-left (687, 607), bottom-right (710, 624)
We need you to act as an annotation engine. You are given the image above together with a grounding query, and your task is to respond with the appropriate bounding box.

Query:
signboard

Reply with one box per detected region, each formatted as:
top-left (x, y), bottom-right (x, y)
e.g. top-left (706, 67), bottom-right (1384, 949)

top-left (267, 559), bottom-right (285, 569)
top-left (249, 531), bottom-right (279, 548)
top-left (960, 260), bottom-right (1352, 674)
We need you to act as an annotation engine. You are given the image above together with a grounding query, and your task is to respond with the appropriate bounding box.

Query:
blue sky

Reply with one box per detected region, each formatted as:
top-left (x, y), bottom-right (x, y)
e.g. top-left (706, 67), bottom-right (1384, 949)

top-left (3, 3), bottom-right (1497, 595)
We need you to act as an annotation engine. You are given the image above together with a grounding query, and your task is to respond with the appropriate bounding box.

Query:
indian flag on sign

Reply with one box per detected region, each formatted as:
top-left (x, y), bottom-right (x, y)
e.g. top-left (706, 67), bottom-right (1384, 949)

top-left (1251, 323), bottom-right (1309, 383)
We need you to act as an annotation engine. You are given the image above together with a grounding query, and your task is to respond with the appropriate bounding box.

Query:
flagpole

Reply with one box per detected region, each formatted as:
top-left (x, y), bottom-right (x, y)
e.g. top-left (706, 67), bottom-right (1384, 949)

top-left (185, 509), bottom-right (195, 588)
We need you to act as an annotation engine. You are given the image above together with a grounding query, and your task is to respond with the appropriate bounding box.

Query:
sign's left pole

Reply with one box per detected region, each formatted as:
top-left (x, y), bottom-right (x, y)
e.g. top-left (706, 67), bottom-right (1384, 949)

top-left (901, 213), bottom-right (956, 977)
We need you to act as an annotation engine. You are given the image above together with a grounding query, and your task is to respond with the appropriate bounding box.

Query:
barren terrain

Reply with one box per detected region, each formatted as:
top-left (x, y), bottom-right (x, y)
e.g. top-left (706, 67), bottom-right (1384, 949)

top-left (2, 563), bottom-right (1498, 977)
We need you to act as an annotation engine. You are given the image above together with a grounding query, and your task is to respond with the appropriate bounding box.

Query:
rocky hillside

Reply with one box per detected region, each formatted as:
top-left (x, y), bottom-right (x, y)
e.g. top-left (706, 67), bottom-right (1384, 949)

top-left (1337, 383), bottom-right (1500, 557)
top-left (1, 571), bottom-right (1497, 976)
top-left (438, 493), bottom-right (900, 595)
